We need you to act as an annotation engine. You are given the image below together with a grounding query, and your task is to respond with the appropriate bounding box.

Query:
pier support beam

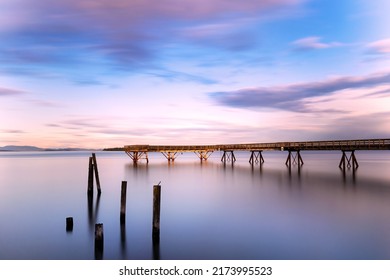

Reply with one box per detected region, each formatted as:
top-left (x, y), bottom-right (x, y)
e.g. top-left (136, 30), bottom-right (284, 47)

top-left (249, 150), bottom-right (264, 165)
top-left (221, 150), bottom-right (236, 164)
top-left (194, 150), bottom-right (213, 162)
top-left (339, 150), bottom-right (359, 171)
top-left (286, 150), bottom-right (304, 168)
top-left (125, 151), bottom-right (149, 164)
top-left (161, 151), bottom-right (178, 163)
top-left (152, 183), bottom-right (161, 239)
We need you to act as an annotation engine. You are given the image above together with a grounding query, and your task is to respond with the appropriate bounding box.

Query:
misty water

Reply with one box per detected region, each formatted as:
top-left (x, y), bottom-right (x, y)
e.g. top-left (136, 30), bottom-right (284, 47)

top-left (1, 150), bottom-right (390, 260)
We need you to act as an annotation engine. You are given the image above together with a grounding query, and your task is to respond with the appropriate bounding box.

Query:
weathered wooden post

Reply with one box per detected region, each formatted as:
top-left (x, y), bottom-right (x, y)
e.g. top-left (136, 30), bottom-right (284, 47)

top-left (92, 153), bottom-right (102, 194)
top-left (152, 183), bottom-right (161, 239)
top-left (66, 217), bottom-right (73, 232)
top-left (95, 223), bottom-right (104, 259)
top-left (88, 157), bottom-right (94, 194)
top-left (120, 181), bottom-right (127, 224)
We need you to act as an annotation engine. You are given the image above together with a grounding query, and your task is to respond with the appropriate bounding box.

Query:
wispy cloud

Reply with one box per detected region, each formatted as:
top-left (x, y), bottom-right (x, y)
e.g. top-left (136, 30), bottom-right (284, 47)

top-left (314, 112), bottom-right (390, 140)
top-left (0, 0), bottom-right (304, 83)
top-left (1, 129), bottom-right (25, 134)
top-left (0, 87), bottom-right (25, 97)
top-left (366, 38), bottom-right (390, 54)
top-left (291, 36), bottom-right (343, 51)
top-left (209, 71), bottom-right (390, 112)
top-left (26, 99), bottom-right (63, 108)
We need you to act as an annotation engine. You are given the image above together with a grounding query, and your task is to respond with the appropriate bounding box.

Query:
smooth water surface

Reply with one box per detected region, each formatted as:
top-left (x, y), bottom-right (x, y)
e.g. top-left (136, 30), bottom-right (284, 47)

top-left (1, 150), bottom-right (390, 260)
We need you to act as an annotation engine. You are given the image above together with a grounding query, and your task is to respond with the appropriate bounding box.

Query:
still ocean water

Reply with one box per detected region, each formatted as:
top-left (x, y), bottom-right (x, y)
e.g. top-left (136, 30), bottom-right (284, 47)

top-left (0, 150), bottom-right (390, 260)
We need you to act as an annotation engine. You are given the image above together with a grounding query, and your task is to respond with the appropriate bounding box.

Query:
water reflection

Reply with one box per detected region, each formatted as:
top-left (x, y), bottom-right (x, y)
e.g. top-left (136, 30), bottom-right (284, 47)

top-left (94, 223), bottom-right (104, 260)
top-left (1, 151), bottom-right (390, 259)
top-left (87, 192), bottom-right (101, 230)
top-left (341, 167), bottom-right (357, 187)
top-left (152, 234), bottom-right (160, 260)
top-left (120, 222), bottom-right (127, 259)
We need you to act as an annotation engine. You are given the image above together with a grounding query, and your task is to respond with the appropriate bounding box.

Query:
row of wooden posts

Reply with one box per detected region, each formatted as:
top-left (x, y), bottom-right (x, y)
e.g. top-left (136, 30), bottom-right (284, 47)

top-left (66, 153), bottom-right (162, 259)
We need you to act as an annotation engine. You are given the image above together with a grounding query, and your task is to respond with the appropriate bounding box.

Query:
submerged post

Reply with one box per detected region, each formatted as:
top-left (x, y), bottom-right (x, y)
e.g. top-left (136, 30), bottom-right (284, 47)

top-left (120, 181), bottom-right (127, 224)
top-left (66, 217), bottom-right (73, 232)
top-left (152, 183), bottom-right (162, 239)
top-left (92, 153), bottom-right (101, 194)
top-left (88, 157), bottom-right (94, 195)
top-left (95, 223), bottom-right (104, 259)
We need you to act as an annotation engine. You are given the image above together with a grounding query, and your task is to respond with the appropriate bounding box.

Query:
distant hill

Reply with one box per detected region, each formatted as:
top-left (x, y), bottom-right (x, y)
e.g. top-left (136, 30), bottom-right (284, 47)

top-left (0, 145), bottom-right (98, 152)
top-left (103, 147), bottom-right (124, 151)
top-left (0, 145), bottom-right (44, 151)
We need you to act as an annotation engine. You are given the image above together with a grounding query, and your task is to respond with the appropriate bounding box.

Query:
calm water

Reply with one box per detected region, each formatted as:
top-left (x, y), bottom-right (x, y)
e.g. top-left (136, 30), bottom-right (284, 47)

top-left (1, 150), bottom-right (390, 260)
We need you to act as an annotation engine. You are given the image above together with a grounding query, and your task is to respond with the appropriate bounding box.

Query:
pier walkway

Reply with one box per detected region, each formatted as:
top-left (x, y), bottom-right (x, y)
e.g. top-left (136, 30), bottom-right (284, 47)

top-left (124, 138), bottom-right (390, 170)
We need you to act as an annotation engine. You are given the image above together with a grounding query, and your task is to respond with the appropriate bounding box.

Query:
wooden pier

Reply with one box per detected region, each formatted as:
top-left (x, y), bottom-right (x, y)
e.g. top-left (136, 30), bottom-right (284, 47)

top-left (124, 138), bottom-right (390, 170)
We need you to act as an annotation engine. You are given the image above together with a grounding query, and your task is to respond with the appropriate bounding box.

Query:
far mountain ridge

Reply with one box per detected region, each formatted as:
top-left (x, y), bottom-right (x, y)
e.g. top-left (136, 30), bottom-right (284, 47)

top-left (0, 145), bottom-right (98, 151)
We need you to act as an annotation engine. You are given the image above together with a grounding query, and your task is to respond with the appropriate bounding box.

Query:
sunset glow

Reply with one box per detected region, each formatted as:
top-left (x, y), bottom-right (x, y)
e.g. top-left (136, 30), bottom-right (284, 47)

top-left (1, 0), bottom-right (389, 148)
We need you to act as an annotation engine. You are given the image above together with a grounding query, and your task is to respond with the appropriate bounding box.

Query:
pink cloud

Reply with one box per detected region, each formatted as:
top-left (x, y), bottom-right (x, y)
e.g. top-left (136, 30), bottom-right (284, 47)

top-left (59, 0), bottom-right (303, 19)
top-left (367, 38), bottom-right (390, 54)
top-left (292, 36), bottom-right (343, 51)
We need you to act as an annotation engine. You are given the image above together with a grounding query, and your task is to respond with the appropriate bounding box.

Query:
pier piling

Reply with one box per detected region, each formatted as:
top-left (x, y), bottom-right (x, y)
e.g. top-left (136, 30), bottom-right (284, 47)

top-left (95, 223), bottom-right (104, 259)
top-left (120, 181), bottom-right (127, 224)
top-left (92, 153), bottom-right (101, 194)
top-left (88, 157), bottom-right (94, 195)
top-left (66, 217), bottom-right (73, 232)
top-left (152, 183), bottom-right (162, 239)
top-left (339, 150), bottom-right (359, 171)
top-left (286, 150), bottom-right (303, 168)
top-left (249, 150), bottom-right (264, 165)
top-left (221, 150), bottom-right (236, 164)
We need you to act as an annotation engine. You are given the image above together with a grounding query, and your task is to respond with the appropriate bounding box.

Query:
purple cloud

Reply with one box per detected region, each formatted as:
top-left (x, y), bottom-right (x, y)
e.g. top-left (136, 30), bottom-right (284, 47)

top-left (209, 71), bottom-right (390, 112)
top-left (0, 0), bottom-right (304, 82)
top-left (1, 129), bottom-right (25, 134)
top-left (0, 87), bottom-right (25, 96)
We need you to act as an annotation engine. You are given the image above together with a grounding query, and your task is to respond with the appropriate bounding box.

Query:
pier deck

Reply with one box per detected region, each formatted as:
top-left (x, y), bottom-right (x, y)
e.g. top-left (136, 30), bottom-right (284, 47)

top-left (124, 138), bottom-right (390, 169)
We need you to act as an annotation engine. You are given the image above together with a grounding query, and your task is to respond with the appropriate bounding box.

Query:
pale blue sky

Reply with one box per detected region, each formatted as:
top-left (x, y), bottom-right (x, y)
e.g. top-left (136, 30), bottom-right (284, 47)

top-left (1, 0), bottom-right (389, 148)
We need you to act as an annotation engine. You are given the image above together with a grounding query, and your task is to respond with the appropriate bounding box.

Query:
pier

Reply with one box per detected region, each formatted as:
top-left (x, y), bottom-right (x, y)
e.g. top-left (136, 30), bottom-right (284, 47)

top-left (124, 138), bottom-right (390, 170)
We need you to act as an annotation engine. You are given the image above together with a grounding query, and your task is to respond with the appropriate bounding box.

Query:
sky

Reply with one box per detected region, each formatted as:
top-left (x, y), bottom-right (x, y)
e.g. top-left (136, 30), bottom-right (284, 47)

top-left (1, 0), bottom-right (390, 149)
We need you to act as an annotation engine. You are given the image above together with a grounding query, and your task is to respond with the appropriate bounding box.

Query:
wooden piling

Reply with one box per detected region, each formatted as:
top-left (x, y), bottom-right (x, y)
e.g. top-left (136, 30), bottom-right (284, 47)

top-left (120, 181), bottom-right (127, 223)
top-left (66, 217), bottom-right (73, 232)
top-left (95, 223), bottom-right (104, 250)
top-left (92, 153), bottom-right (101, 194)
top-left (286, 151), bottom-right (292, 168)
top-left (152, 184), bottom-right (161, 238)
top-left (88, 157), bottom-right (94, 194)
top-left (351, 150), bottom-right (359, 169)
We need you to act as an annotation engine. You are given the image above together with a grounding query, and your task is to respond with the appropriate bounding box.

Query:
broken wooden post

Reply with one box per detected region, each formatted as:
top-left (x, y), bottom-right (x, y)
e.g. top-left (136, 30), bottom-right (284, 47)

top-left (120, 181), bottom-right (127, 224)
top-left (95, 223), bottom-right (104, 259)
top-left (66, 217), bottom-right (73, 232)
top-left (88, 157), bottom-right (94, 195)
top-left (152, 183), bottom-right (161, 239)
top-left (92, 153), bottom-right (101, 194)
